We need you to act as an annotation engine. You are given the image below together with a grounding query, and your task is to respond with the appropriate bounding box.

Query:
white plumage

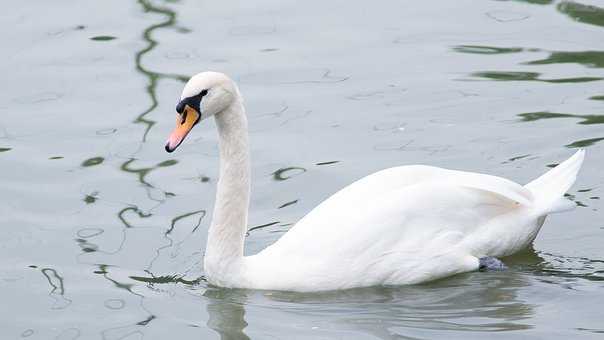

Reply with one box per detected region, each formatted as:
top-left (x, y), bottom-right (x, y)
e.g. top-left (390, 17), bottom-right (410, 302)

top-left (166, 72), bottom-right (585, 292)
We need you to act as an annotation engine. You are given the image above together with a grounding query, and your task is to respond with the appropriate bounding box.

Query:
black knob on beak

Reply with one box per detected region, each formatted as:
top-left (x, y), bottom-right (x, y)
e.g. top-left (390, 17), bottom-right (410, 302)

top-left (176, 101), bottom-right (185, 114)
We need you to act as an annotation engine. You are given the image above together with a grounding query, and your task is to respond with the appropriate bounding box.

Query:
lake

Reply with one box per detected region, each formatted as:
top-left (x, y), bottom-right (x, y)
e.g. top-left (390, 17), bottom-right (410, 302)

top-left (1, 0), bottom-right (603, 339)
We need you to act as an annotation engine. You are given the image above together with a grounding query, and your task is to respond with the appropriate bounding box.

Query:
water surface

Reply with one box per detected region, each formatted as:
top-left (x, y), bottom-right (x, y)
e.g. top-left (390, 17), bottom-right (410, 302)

top-left (1, 0), bottom-right (603, 338)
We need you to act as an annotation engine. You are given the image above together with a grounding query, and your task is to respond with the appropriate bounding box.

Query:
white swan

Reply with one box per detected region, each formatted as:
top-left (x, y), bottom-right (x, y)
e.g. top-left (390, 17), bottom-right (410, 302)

top-left (165, 71), bottom-right (585, 292)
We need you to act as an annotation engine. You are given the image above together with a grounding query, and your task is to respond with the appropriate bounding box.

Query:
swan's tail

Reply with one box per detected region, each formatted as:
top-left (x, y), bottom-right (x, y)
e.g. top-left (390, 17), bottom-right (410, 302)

top-left (525, 149), bottom-right (585, 215)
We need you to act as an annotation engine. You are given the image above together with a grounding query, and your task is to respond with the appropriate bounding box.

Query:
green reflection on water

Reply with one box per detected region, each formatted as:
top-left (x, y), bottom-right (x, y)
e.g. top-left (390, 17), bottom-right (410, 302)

top-left (157, 159), bottom-right (178, 167)
top-left (142, 208), bottom-right (206, 288)
top-left (40, 267), bottom-right (72, 309)
top-left (87, 2), bottom-right (191, 298)
top-left (278, 199), bottom-right (298, 209)
top-left (166, 209), bottom-right (206, 235)
top-left (83, 191), bottom-right (99, 204)
top-left (566, 137), bottom-right (604, 148)
top-left (94, 264), bottom-right (159, 337)
top-left (518, 111), bottom-right (604, 125)
top-left (129, 274), bottom-right (202, 285)
top-left (95, 1), bottom-right (210, 303)
top-left (453, 42), bottom-right (604, 87)
top-left (525, 50), bottom-right (604, 68)
top-left (90, 35), bottom-right (117, 41)
top-left (509, 0), bottom-right (553, 4)
top-left (272, 166), bottom-right (306, 181)
top-left (134, 0), bottom-right (188, 142)
top-left (558, 1), bottom-right (604, 27)
top-left (118, 206), bottom-right (152, 229)
top-left (471, 71), bottom-right (603, 83)
top-left (75, 237), bottom-right (99, 253)
top-left (452, 45), bottom-right (524, 55)
top-left (247, 221), bottom-right (280, 234)
top-left (82, 156), bottom-right (104, 167)
top-left (316, 160), bottom-right (339, 165)
top-left (473, 71), bottom-right (539, 81)
top-left (99, 0), bottom-right (185, 262)
top-left (119, 158), bottom-right (177, 190)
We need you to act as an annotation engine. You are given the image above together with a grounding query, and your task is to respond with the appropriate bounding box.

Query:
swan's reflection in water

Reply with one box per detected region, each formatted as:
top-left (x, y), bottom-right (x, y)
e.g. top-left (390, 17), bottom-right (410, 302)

top-left (203, 250), bottom-right (550, 339)
top-left (204, 289), bottom-right (250, 340)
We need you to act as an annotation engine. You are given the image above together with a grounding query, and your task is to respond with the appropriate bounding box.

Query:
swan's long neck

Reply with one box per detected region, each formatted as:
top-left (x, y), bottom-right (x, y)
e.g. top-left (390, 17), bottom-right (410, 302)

top-left (204, 97), bottom-right (250, 284)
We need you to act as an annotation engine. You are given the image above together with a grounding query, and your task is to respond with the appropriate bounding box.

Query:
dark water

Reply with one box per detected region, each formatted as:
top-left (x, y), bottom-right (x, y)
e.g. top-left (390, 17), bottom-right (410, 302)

top-left (1, 0), bottom-right (604, 338)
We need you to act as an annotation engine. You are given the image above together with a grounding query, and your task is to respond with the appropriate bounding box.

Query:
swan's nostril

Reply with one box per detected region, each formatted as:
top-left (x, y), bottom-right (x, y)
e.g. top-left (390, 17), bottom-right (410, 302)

top-left (181, 111), bottom-right (188, 125)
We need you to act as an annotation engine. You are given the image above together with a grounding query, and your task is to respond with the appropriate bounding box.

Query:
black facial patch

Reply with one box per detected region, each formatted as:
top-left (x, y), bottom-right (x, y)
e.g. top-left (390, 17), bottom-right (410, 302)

top-left (176, 89), bottom-right (208, 114)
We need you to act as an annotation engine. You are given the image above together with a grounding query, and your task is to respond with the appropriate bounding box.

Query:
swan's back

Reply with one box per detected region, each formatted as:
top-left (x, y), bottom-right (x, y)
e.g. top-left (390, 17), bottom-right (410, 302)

top-left (244, 151), bottom-right (584, 291)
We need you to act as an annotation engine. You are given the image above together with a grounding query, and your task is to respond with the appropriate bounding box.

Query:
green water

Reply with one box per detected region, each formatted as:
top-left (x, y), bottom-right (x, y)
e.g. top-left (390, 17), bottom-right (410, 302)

top-left (1, 0), bottom-right (603, 339)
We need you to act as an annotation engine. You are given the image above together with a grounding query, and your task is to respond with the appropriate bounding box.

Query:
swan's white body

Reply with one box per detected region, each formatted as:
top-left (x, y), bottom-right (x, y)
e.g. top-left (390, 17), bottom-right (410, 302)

top-left (167, 72), bottom-right (585, 292)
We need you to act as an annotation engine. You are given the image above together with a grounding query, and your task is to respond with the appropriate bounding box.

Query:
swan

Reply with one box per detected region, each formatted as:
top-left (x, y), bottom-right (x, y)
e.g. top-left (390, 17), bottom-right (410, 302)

top-left (164, 71), bottom-right (585, 292)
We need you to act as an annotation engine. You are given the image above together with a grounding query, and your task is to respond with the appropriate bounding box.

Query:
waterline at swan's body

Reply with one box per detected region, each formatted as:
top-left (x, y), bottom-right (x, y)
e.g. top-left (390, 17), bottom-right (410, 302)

top-left (165, 71), bottom-right (584, 292)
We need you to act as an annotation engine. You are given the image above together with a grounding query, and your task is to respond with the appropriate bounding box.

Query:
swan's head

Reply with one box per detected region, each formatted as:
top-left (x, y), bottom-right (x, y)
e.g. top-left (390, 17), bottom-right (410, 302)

top-left (165, 71), bottom-right (237, 152)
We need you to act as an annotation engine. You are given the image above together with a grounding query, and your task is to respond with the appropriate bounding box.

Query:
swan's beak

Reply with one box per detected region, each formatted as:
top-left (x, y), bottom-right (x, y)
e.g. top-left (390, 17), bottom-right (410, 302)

top-left (165, 105), bottom-right (200, 153)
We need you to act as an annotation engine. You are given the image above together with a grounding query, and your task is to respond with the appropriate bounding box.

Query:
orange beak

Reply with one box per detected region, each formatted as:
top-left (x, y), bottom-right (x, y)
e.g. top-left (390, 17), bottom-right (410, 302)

top-left (165, 105), bottom-right (200, 153)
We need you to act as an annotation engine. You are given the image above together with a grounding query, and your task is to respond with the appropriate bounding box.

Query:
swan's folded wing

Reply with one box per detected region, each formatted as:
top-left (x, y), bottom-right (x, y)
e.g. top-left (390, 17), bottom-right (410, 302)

top-left (249, 171), bottom-right (536, 289)
top-left (259, 167), bottom-right (534, 265)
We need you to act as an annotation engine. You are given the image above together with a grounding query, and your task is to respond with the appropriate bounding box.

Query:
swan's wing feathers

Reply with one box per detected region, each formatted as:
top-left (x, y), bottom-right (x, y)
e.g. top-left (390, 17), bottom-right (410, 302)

top-left (322, 165), bottom-right (533, 207)
top-left (451, 173), bottom-right (533, 206)
top-left (263, 168), bottom-right (532, 265)
top-left (381, 181), bottom-right (524, 236)
top-left (252, 167), bottom-right (536, 288)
